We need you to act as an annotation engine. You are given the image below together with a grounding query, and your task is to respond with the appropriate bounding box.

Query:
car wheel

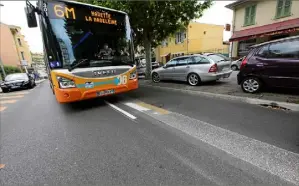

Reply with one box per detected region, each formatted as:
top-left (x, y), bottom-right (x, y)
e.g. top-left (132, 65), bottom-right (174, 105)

top-left (28, 83), bottom-right (34, 89)
top-left (187, 73), bottom-right (200, 86)
top-left (241, 77), bottom-right (262, 93)
top-left (152, 72), bottom-right (160, 83)
top-left (231, 65), bottom-right (238, 71)
top-left (2, 88), bottom-right (9, 93)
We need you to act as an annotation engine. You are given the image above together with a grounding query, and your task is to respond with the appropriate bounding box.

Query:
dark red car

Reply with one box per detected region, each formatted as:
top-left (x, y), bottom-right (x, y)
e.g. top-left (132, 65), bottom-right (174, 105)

top-left (237, 36), bottom-right (299, 93)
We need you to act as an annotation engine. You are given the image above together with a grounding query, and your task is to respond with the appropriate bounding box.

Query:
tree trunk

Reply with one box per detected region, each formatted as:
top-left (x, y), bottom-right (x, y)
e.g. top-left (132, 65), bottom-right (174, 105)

top-left (144, 34), bottom-right (152, 79)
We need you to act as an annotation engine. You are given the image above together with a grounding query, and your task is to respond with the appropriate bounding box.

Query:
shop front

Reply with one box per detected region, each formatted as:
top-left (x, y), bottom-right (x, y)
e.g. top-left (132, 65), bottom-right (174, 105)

top-left (230, 18), bottom-right (299, 59)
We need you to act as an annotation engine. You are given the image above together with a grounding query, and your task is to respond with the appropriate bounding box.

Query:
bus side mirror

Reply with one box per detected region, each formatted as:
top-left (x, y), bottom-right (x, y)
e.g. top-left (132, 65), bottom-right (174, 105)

top-left (25, 6), bottom-right (37, 28)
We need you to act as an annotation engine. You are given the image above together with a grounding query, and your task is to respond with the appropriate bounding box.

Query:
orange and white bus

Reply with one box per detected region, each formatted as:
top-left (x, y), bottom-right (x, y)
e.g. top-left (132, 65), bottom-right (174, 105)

top-left (25, 0), bottom-right (138, 103)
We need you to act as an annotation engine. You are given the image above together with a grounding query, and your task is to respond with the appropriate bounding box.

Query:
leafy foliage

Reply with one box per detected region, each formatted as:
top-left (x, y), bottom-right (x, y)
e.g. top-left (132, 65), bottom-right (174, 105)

top-left (0, 66), bottom-right (22, 79)
top-left (78, 0), bottom-right (212, 78)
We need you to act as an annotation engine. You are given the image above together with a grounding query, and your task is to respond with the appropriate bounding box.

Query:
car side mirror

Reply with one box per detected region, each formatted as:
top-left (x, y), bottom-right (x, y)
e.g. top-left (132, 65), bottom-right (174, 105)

top-left (163, 65), bottom-right (167, 68)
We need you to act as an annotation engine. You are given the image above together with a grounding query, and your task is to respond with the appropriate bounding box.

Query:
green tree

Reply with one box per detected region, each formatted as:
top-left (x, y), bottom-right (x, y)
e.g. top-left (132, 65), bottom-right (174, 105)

top-left (0, 66), bottom-right (22, 79)
top-left (79, 0), bottom-right (212, 78)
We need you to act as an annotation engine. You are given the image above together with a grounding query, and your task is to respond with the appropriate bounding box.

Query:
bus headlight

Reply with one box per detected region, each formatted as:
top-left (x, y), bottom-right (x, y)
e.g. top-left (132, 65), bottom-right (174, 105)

top-left (57, 76), bottom-right (76, 88)
top-left (129, 70), bottom-right (137, 80)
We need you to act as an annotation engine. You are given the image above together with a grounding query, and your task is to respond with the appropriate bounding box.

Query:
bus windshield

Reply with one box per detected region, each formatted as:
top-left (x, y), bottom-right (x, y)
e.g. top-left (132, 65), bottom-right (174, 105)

top-left (47, 2), bottom-right (134, 69)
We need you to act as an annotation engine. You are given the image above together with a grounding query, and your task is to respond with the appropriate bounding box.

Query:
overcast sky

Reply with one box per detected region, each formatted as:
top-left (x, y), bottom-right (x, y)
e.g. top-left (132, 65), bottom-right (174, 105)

top-left (0, 1), bottom-right (233, 53)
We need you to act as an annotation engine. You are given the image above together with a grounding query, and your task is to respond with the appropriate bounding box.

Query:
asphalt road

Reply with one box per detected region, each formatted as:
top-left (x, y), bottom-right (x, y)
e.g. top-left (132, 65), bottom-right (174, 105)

top-left (1, 81), bottom-right (298, 186)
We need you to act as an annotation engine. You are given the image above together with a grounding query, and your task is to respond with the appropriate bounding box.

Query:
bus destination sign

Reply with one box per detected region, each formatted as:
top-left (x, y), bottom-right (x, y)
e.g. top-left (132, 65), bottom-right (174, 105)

top-left (47, 2), bottom-right (119, 25)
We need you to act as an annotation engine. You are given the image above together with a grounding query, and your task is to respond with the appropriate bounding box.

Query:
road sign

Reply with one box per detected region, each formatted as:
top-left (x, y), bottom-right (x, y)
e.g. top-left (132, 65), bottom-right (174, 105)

top-left (21, 60), bottom-right (28, 66)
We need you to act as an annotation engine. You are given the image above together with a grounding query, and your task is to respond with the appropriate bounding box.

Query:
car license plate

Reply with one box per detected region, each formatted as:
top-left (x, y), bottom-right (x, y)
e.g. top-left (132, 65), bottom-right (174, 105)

top-left (11, 85), bottom-right (19, 89)
top-left (96, 89), bottom-right (115, 96)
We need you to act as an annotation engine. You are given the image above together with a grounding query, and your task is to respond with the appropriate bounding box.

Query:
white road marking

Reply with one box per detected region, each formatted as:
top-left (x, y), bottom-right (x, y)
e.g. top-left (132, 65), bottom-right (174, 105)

top-left (124, 102), bottom-right (150, 111)
top-left (166, 149), bottom-right (224, 186)
top-left (0, 100), bottom-right (17, 104)
top-left (146, 112), bottom-right (299, 185)
top-left (0, 95), bottom-right (24, 99)
top-left (105, 101), bottom-right (137, 120)
top-left (0, 106), bottom-right (6, 112)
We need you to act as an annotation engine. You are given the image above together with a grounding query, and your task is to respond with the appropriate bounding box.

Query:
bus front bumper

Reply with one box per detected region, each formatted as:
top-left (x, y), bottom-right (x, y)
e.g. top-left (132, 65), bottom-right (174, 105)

top-left (54, 80), bottom-right (138, 103)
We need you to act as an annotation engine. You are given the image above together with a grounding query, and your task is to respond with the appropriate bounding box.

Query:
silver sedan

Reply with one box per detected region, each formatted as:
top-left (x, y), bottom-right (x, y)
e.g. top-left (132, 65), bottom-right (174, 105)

top-left (151, 54), bottom-right (232, 86)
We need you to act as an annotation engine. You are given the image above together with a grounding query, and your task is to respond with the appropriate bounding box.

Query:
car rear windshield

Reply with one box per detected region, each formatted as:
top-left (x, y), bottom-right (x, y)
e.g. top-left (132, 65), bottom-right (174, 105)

top-left (207, 54), bottom-right (229, 63)
top-left (5, 74), bottom-right (27, 81)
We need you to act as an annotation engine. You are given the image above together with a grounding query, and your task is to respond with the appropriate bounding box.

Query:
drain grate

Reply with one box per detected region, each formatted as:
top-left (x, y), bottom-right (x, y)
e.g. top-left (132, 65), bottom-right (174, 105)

top-left (259, 102), bottom-right (290, 111)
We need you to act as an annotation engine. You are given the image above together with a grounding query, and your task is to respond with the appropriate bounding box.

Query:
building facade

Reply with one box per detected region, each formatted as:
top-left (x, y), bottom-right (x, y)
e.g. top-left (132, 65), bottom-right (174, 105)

top-left (0, 23), bottom-right (32, 68)
top-left (226, 0), bottom-right (299, 59)
top-left (155, 22), bottom-right (229, 64)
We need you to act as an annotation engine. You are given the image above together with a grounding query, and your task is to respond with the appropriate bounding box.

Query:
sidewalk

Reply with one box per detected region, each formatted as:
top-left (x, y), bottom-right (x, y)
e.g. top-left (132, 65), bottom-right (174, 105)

top-left (139, 71), bottom-right (299, 106)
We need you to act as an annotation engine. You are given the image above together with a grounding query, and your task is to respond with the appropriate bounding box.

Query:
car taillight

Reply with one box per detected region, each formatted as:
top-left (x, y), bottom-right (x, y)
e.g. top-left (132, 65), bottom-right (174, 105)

top-left (240, 57), bottom-right (248, 70)
top-left (209, 64), bottom-right (218, 73)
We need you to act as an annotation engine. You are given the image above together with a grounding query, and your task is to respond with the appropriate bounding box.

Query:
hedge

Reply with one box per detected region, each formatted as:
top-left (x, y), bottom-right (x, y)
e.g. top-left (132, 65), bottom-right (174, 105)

top-left (0, 66), bottom-right (22, 79)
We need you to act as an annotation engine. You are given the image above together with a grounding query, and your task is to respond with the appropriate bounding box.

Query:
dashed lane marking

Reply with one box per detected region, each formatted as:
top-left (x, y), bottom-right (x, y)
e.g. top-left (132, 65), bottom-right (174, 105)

top-left (105, 101), bottom-right (137, 120)
top-left (0, 106), bottom-right (6, 112)
top-left (0, 100), bottom-right (17, 104)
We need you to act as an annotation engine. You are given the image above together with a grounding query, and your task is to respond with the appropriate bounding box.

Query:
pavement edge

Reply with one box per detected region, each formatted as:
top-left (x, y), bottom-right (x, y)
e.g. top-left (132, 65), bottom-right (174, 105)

top-left (141, 84), bottom-right (299, 112)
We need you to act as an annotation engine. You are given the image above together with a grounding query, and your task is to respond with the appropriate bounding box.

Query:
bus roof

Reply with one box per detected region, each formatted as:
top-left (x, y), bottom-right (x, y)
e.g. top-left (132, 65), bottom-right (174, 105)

top-left (53, 0), bottom-right (128, 15)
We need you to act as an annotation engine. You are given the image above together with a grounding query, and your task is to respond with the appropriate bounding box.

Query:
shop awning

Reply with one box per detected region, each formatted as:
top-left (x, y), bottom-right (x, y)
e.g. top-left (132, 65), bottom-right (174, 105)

top-left (229, 18), bottom-right (299, 42)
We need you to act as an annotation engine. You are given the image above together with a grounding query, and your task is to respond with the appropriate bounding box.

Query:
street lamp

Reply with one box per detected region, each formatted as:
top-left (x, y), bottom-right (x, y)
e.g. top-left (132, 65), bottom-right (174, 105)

top-left (0, 3), bottom-right (6, 78)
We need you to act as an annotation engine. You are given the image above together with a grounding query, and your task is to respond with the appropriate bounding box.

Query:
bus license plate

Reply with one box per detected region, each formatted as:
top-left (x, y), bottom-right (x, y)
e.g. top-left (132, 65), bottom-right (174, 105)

top-left (97, 89), bottom-right (115, 96)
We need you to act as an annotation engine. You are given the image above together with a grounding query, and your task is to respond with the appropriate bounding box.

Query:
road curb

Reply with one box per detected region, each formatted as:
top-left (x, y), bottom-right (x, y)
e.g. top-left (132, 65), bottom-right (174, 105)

top-left (35, 79), bottom-right (46, 84)
top-left (141, 84), bottom-right (299, 112)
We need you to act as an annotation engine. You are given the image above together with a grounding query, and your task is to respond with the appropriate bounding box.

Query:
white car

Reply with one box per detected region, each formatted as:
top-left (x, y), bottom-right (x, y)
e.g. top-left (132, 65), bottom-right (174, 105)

top-left (231, 57), bottom-right (245, 71)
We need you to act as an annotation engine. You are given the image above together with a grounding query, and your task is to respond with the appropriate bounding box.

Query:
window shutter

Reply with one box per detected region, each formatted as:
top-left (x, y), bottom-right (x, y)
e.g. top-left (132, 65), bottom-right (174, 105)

top-left (244, 7), bottom-right (250, 25)
top-left (284, 0), bottom-right (291, 16)
top-left (250, 5), bottom-right (256, 25)
top-left (276, 0), bottom-right (284, 17)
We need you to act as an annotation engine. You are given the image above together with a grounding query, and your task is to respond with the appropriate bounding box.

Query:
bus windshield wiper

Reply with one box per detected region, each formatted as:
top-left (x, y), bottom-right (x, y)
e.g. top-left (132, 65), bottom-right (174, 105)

top-left (68, 59), bottom-right (89, 72)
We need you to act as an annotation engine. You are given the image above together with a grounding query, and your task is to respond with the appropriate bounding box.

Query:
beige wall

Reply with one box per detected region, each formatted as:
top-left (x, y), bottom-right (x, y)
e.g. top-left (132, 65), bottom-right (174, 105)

top-left (0, 23), bottom-right (20, 67)
top-left (234, 0), bottom-right (299, 31)
top-left (188, 23), bottom-right (227, 53)
top-left (157, 22), bottom-right (229, 63)
top-left (10, 26), bottom-right (32, 66)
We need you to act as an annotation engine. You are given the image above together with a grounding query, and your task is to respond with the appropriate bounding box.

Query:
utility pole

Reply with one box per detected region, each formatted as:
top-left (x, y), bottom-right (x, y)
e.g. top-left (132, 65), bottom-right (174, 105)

top-left (0, 3), bottom-right (7, 78)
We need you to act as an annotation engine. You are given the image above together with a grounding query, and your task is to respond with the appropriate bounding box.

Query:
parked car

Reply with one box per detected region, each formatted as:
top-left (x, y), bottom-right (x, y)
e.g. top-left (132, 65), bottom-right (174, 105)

top-left (231, 57), bottom-right (244, 71)
top-left (0, 73), bottom-right (36, 93)
top-left (151, 54), bottom-right (232, 86)
top-left (237, 36), bottom-right (299, 93)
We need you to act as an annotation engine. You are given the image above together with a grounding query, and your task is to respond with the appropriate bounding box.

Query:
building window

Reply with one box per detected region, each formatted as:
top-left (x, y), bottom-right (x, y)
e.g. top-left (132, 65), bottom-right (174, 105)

top-left (17, 38), bottom-right (22, 46)
top-left (21, 51), bottom-right (25, 60)
top-left (244, 4), bottom-right (256, 26)
top-left (175, 32), bottom-right (186, 44)
top-left (276, 0), bottom-right (292, 19)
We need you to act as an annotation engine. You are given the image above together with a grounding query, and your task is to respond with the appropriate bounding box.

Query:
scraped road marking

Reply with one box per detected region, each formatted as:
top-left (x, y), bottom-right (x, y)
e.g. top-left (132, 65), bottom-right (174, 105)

top-left (0, 91), bottom-right (30, 96)
top-left (0, 95), bottom-right (24, 99)
top-left (145, 112), bottom-right (299, 185)
top-left (124, 102), bottom-right (150, 111)
top-left (123, 100), bottom-right (299, 185)
top-left (105, 101), bottom-right (137, 120)
top-left (0, 100), bottom-right (17, 104)
top-left (124, 101), bottom-right (169, 115)
top-left (0, 106), bottom-right (6, 112)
